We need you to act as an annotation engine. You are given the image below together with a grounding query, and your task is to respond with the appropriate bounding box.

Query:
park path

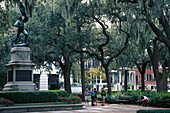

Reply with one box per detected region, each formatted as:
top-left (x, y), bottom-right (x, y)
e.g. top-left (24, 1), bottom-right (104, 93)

top-left (24, 102), bottom-right (169, 113)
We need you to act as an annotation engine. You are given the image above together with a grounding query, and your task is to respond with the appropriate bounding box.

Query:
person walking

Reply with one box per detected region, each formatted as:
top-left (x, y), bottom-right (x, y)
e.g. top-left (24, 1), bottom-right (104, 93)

top-left (91, 88), bottom-right (95, 106)
top-left (101, 87), bottom-right (106, 106)
top-left (94, 88), bottom-right (97, 105)
top-left (84, 88), bottom-right (89, 105)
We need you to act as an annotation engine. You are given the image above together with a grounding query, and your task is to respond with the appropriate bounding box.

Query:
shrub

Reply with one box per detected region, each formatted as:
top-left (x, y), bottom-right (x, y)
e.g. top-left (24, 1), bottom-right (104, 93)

top-left (71, 93), bottom-right (83, 99)
top-left (0, 90), bottom-right (67, 103)
top-left (86, 84), bottom-right (93, 90)
top-left (97, 95), bottom-right (102, 102)
top-left (58, 95), bottom-right (82, 104)
top-left (71, 83), bottom-right (78, 86)
top-left (105, 90), bottom-right (168, 106)
top-left (137, 109), bottom-right (170, 113)
top-left (148, 92), bottom-right (170, 108)
top-left (52, 90), bottom-right (68, 97)
top-left (109, 90), bottom-right (157, 104)
top-left (105, 95), bottom-right (118, 104)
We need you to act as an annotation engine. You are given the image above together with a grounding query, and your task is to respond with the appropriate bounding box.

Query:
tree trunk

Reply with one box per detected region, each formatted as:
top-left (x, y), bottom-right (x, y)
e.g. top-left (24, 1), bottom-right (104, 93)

top-left (135, 61), bottom-right (149, 92)
top-left (141, 72), bottom-right (145, 92)
top-left (80, 53), bottom-right (85, 101)
top-left (61, 48), bottom-right (72, 94)
top-left (147, 39), bottom-right (167, 92)
top-left (63, 66), bottom-right (71, 94)
top-left (162, 60), bottom-right (168, 91)
top-left (104, 66), bottom-right (111, 95)
top-left (124, 70), bottom-right (128, 91)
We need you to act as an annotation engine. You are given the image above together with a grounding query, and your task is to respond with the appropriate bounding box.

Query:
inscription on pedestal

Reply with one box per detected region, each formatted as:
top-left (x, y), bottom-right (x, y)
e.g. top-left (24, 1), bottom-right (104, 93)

top-left (16, 70), bottom-right (32, 81)
top-left (8, 70), bottom-right (13, 81)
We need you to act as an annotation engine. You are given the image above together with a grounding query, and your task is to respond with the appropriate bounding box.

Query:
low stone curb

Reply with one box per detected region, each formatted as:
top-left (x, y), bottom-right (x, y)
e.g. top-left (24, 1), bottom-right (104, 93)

top-left (0, 104), bottom-right (84, 113)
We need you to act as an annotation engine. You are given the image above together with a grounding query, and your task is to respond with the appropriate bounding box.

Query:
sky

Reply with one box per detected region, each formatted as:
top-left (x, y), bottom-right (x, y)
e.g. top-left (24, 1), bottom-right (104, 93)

top-left (0, 1), bottom-right (5, 8)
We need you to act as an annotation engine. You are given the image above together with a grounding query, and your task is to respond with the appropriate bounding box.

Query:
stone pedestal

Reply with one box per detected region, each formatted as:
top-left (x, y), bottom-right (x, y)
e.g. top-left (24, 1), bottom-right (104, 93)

top-left (39, 71), bottom-right (48, 90)
top-left (3, 47), bottom-right (35, 91)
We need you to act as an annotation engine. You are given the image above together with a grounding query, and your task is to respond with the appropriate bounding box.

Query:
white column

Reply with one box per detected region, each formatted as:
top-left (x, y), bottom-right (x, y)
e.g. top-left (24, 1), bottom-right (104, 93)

top-left (119, 71), bottom-right (122, 91)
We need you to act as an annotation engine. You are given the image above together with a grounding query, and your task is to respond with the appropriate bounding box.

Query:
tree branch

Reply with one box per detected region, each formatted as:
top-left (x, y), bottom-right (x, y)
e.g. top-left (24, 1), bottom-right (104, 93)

top-left (73, 49), bottom-right (101, 61)
top-left (142, 1), bottom-right (170, 49)
top-left (107, 14), bottom-right (130, 65)
top-left (135, 61), bottom-right (142, 74)
top-left (92, 15), bottom-right (110, 48)
top-left (159, 12), bottom-right (170, 39)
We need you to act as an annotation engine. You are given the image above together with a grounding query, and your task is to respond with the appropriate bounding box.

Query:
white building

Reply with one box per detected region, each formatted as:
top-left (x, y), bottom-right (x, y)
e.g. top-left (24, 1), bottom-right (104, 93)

top-left (33, 60), bottom-right (137, 92)
top-left (33, 62), bottom-right (64, 90)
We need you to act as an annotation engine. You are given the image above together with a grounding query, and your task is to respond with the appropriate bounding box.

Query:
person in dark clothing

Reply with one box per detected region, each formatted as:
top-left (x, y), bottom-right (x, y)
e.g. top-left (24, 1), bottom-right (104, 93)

top-left (101, 87), bottom-right (106, 106)
top-left (94, 88), bottom-right (97, 105)
top-left (91, 88), bottom-right (95, 106)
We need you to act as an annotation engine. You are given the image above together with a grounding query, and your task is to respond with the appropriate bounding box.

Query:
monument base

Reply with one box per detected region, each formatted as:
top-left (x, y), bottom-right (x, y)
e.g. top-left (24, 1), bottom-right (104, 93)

top-left (3, 81), bottom-right (35, 91)
top-left (3, 46), bottom-right (35, 91)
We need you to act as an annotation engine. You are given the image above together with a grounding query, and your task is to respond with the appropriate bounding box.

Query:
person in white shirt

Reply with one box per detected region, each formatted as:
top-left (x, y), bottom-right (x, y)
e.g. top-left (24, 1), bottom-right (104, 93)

top-left (140, 96), bottom-right (148, 106)
top-left (84, 88), bottom-right (89, 105)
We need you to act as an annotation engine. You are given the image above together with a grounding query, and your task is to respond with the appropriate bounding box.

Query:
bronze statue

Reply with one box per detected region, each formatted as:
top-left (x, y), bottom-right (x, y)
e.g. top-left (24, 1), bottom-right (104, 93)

top-left (14, 0), bottom-right (28, 45)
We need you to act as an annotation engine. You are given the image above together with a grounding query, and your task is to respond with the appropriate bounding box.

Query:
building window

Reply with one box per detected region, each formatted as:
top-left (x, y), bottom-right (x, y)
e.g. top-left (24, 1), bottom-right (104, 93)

top-left (48, 74), bottom-right (59, 90)
top-left (151, 86), bottom-right (154, 89)
top-left (121, 72), bottom-right (123, 83)
top-left (33, 74), bottom-right (40, 90)
top-left (97, 76), bottom-right (100, 83)
top-left (136, 74), bottom-right (139, 84)
top-left (147, 74), bottom-right (149, 81)
top-left (150, 74), bottom-right (155, 81)
top-left (144, 74), bottom-right (147, 81)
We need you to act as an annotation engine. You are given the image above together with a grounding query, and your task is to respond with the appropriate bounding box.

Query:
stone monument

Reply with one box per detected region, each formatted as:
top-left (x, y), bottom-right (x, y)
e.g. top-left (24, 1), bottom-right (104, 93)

top-left (3, 0), bottom-right (35, 91)
top-left (3, 47), bottom-right (35, 91)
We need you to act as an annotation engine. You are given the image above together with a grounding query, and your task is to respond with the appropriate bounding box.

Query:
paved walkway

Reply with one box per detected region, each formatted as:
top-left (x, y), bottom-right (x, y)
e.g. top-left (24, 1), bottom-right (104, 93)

top-left (24, 103), bottom-right (169, 113)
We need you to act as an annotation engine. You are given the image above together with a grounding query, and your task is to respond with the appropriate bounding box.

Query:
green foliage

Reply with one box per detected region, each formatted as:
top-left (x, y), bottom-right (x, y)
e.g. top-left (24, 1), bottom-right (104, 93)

top-left (86, 84), bottom-right (93, 90)
top-left (137, 109), bottom-right (170, 113)
top-left (71, 93), bottom-right (82, 99)
top-left (119, 90), bottom-right (157, 98)
top-left (0, 90), bottom-right (68, 103)
top-left (105, 95), bottom-right (118, 104)
top-left (71, 83), bottom-right (79, 86)
top-left (148, 92), bottom-right (170, 108)
top-left (0, 6), bottom-right (11, 37)
top-left (105, 90), bottom-right (158, 104)
top-left (58, 81), bottom-right (64, 89)
top-left (52, 90), bottom-right (68, 97)
top-left (10, 85), bottom-right (19, 91)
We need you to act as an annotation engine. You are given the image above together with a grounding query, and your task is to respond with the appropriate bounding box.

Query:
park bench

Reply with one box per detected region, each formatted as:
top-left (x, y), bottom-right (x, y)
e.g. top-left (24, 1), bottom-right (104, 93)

top-left (117, 96), bottom-right (131, 104)
top-left (117, 99), bottom-right (130, 103)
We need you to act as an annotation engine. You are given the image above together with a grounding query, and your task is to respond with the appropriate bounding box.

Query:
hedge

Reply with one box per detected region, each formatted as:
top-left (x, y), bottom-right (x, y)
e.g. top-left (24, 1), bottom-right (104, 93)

top-left (148, 92), bottom-right (170, 108)
top-left (137, 109), bottom-right (170, 113)
top-left (0, 90), bottom-right (68, 103)
top-left (104, 91), bottom-right (170, 107)
top-left (71, 93), bottom-right (83, 99)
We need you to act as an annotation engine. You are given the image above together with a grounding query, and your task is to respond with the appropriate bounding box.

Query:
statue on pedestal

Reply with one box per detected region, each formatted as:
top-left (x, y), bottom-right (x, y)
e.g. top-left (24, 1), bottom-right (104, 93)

top-left (3, 1), bottom-right (35, 91)
top-left (13, 0), bottom-right (28, 46)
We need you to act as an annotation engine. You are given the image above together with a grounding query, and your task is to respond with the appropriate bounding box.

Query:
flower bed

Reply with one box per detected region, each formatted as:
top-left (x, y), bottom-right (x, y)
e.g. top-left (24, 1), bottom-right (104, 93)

top-left (0, 97), bottom-right (15, 107)
top-left (58, 95), bottom-right (82, 104)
